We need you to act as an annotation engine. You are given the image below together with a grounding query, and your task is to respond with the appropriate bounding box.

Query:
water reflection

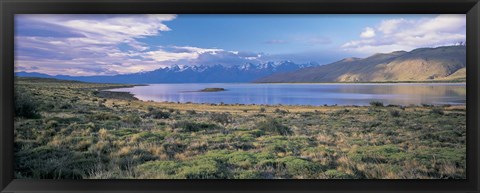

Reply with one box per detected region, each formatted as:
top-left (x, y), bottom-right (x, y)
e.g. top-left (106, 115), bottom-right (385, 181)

top-left (108, 83), bottom-right (466, 106)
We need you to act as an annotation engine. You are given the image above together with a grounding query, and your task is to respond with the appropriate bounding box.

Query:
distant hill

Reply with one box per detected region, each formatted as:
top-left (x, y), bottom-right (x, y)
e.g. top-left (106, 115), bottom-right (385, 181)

top-left (16, 61), bottom-right (317, 84)
top-left (255, 46), bottom-right (466, 83)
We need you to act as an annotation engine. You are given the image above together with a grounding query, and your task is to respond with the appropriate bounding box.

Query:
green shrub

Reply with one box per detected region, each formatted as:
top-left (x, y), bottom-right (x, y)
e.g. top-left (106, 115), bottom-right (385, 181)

top-left (111, 128), bottom-right (139, 138)
top-left (257, 118), bottom-right (292, 136)
top-left (40, 102), bottom-right (55, 111)
top-left (46, 117), bottom-right (82, 125)
top-left (234, 170), bottom-right (262, 179)
top-left (278, 156), bottom-right (323, 177)
top-left (274, 108), bottom-right (288, 114)
top-left (89, 113), bottom-right (120, 121)
top-left (179, 158), bottom-right (228, 179)
top-left (15, 146), bottom-right (96, 179)
top-left (135, 131), bottom-right (166, 143)
top-left (324, 169), bottom-right (353, 179)
top-left (137, 161), bottom-right (182, 178)
top-left (333, 109), bottom-right (350, 116)
top-left (162, 142), bottom-right (187, 159)
top-left (430, 108), bottom-right (444, 115)
top-left (148, 110), bottom-right (170, 119)
top-left (259, 108), bottom-right (266, 113)
top-left (210, 113), bottom-right (232, 125)
top-left (123, 114), bottom-right (142, 124)
top-left (389, 109), bottom-right (401, 117)
top-left (413, 147), bottom-right (465, 165)
top-left (147, 106), bottom-right (155, 112)
top-left (15, 89), bottom-right (41, 119)
top-left (369, 101), bottom-right (384, 107)
top-left (60, 103), bottom-right (73, 109)
top-left (173, 121), bottom-right (218, 132)
top-left (227, 151), bottom-right (258, 169)
top-left (348, 145), bottom-right (408, 164)
top-left (117, 149), bottom-right (157, 170)
top-left (45, 120), bottom-right (59, 129)
top-left (264, 136), bottom-right (305, 155)
top-left (247, 129), bottom-right (266, 137)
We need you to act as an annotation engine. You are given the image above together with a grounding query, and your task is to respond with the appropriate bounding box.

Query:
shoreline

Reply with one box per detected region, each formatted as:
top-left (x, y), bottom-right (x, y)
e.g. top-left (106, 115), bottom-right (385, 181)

top-left (104, 81), bottom-right (466, 85)
top-left (99, 84), bottom-right (466, 108)
top-left (127, 100), bottom-right (467, 108)
top-left (99, 87), bottom-right (466, 109)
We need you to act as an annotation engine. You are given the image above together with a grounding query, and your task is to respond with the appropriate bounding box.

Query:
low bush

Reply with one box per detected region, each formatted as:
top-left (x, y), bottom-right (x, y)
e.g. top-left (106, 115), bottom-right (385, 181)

top-left (257, 118), bottom-right (292, 136)
top-left (15, 89), bottom-right (41, 119)
top-left (123, 114), bottom-right (142, 124)
top-left (15, 146), bottom-right (96, 179)
top-left (274, 108), bottom-right (288, 114)
top-left (89, 113), bottom-right (120, 121)
top-left (259, 108), bottom-right (266, 113)
top-left (173, 121), bottom-right (219, 132)
top-left (389, 109), bottom-right (401, 117)
top-left (348, 145), bottom-right (408, 164)
top-left (179, 158), bottom-right (228, 179)
top-left (60, 103), bottom-right (73, 109)
top-left (422, 103), bottom-right (434, 107)
top-left (278, 156), bottom-right (324, 177)
top-left (323, 169), bottom-right (354, 179)
top-left (234, 170), bottom-right (262, 179)
top-left (369, 101), bottom-right (384, 107)
top-left (430, 108), bottom-right (444, 115)
top-left (186, 110), bottom-right (197, 115)
top-left (148, 110), bottom-right (170, 119)
top-left (210, 113), bottom-right (232, 125)
top-left (137, 161), bottom-right (182, 178)
top-left (227, 151), bottom-right (258, 169)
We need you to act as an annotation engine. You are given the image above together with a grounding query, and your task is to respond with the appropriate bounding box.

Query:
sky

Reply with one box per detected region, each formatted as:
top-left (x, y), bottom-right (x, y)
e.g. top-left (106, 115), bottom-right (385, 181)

top-left (15, 14), bottom-right (466, 76)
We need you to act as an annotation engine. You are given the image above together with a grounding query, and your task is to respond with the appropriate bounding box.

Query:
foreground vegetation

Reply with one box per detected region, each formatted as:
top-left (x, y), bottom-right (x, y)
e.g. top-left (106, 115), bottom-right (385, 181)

top-left (14, 77), bottom-right (466, 179)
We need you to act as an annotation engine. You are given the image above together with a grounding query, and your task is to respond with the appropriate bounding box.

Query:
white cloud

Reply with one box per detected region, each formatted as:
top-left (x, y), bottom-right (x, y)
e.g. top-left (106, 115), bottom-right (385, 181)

top-left (342, 14), bottom-right (466, 54)
top-left (171, 46), bottom-right (224, 55)
top-left (26, 14), bottom-right (176, 47)
top-left (144, 50), bottom-right (199, 62)
top-left (378, 18), bottom-right (407, 34)
top-left (143, 46), bottom-right (225, 63)
top-left (15, 14), bottom-right (177, 75)
top-left (360, 27), bottom-right (376, 38)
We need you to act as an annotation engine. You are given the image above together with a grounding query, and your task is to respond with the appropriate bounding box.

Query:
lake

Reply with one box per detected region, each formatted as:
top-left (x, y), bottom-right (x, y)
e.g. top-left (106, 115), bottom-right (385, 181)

top-left (107, 83), bottom-right (466, 106)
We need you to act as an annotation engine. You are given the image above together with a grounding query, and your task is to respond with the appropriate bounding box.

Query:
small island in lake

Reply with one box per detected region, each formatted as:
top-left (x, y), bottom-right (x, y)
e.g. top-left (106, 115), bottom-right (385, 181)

top-left (199, 88), bottom-right (226, 92)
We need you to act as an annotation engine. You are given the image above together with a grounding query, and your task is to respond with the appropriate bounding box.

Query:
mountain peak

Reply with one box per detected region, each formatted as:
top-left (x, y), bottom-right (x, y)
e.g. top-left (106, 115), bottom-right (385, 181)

top-left (256, 46), bottom-right (466, 83)
top-left (340, 57), bottom-right (362, 62)
top-left (16, 60), bottom-right (318, 83)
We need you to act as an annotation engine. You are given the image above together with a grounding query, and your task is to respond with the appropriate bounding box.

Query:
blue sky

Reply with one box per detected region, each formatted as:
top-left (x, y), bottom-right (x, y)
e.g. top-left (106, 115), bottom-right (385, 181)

top-left (15, 14), bottom-right (466, 76)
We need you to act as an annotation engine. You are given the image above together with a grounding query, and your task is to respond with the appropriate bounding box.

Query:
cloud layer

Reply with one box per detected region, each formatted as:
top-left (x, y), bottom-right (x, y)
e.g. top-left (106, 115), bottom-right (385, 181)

top-left (15, 14), bottom-right (267, 76)
top-left (342, 14), bottom-right (466, 54)
top-left (15, 14), bottom-right (466, 76)
top-left (16, 14), bottom-right (180, 75)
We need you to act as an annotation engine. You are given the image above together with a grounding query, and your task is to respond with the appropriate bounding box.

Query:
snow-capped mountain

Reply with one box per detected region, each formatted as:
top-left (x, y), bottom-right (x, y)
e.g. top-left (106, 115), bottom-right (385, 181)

top-left (16, 61), bottom-right (318, 83)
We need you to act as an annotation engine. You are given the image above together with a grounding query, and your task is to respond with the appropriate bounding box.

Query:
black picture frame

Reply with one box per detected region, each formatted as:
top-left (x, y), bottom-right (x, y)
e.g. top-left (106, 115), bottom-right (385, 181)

top-left (1, 0), bottom-right (479, 192)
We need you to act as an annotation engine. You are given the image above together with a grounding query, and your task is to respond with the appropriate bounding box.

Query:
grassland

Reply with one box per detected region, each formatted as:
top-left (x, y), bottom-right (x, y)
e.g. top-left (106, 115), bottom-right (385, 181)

top-left (13, 77), bottom-right (466, 179)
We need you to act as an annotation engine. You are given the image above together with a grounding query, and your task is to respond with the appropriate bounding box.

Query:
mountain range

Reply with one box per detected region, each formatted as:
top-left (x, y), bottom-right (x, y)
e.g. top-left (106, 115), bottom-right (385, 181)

top-left (255, 45), bottom-right (466, 83)
top-left (16, 45), bottom-right (466, 83)
top-left (16, 61), bottom-right (318, 83)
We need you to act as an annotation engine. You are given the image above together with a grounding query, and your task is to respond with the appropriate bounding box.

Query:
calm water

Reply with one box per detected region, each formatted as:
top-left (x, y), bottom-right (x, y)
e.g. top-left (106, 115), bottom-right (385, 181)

top-left (108, 83), bottom-right (466, 106)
